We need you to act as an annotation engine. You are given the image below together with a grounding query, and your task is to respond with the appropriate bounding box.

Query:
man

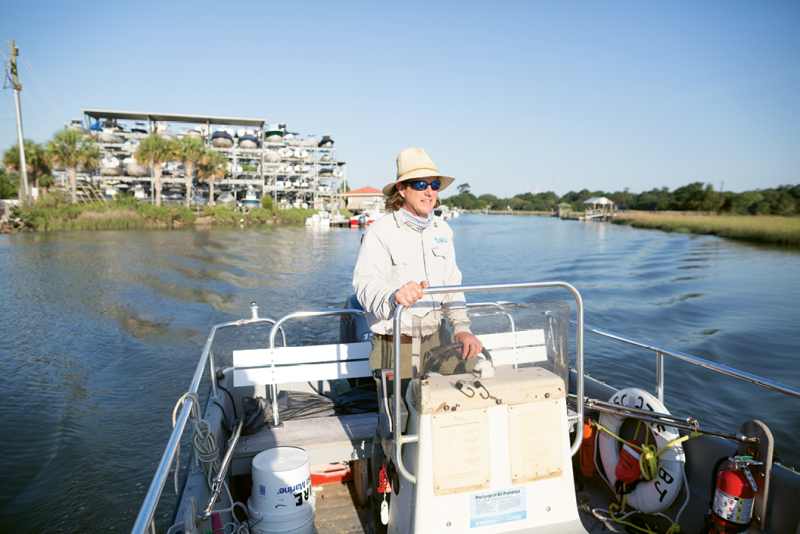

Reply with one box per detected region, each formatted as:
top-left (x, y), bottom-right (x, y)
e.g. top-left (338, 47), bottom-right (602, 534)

top-left (352, 147), bottom-right (482, 531)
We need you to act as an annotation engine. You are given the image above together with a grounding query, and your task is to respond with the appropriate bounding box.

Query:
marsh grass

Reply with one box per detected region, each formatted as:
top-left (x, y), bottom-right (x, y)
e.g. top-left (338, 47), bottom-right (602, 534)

top-left (613, 213), bottom-right (800, 246)
top-left (14, 195), bottom-right (336, 231)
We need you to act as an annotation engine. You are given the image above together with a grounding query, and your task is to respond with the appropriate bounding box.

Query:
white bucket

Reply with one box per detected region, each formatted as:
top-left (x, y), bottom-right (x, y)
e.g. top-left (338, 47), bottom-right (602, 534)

top-left (247, 447), bottom-right (316, 534)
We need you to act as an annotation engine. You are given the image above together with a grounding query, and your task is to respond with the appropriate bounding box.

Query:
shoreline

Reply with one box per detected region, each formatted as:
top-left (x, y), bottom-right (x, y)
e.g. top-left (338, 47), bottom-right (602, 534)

top-left (0, 200), bottom-right (339, 234)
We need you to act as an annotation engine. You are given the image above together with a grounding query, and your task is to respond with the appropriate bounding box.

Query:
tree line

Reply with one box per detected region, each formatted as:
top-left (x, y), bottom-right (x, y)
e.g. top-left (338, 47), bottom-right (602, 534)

top-left (441, 182), bottom-right (800, 216)
top-left (2, 131), bottom-right (232, 207)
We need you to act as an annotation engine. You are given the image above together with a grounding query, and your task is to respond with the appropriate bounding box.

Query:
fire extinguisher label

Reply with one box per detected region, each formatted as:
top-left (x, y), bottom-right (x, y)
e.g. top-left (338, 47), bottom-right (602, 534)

top-left (713, 488), bottom-right (754, 524)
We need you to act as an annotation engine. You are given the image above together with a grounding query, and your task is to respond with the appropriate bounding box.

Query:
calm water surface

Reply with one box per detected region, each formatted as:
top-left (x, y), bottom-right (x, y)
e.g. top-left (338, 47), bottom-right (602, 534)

top-left (1, 214), bottom-right (798, 531)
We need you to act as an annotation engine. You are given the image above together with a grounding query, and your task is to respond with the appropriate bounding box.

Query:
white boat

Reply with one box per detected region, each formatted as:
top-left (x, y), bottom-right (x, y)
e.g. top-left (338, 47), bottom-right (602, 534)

top-left (187, 129), bottom-right (205, 141)
top-left (318, 134), bottom-right (334, 148)
top-left (96, 122), bottom-right (123, 144)
top-left (265, 124), bottom-right (285, 143)
top-left (242, 187), bottom-right (261, 209)
top-left (66, 119), bottom-right (86, 134)
top-left (216, 190), bottom-right (236, 204)
top-left (132, 184), bottom-right (147, 199)
top-left (264, 149), bottom-right (281, 163)
top-left (154, 122), bottom-right (176, 141)
top-left (238, 129), bottom-right (260, 149)
top-left (99, 155), bottom-right (123, 176)
top-left (211, 127), bottom-right (234, 148)
top-left (131, 121), bottom-right (150, 137)
top-left (303, 134), bottom-right (318, 147)
top-left (132, 281), bottom-right (800, 534)
top-left (123, 156), bottom-right (151, 177)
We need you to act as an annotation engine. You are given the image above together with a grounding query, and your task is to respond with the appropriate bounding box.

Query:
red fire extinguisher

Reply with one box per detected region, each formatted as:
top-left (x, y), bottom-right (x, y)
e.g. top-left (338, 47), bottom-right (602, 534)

top-left (709, 456), bottom-right (762, 534)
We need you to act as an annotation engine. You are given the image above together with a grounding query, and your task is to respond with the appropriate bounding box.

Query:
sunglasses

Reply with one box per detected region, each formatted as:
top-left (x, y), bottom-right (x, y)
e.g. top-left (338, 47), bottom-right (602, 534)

top-left (406, 180), bottom-right (441, 191)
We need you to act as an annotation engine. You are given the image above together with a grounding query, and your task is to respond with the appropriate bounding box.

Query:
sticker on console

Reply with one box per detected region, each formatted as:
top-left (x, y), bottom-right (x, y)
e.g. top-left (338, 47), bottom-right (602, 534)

top-left (469, 487), bottom-right (526, 528)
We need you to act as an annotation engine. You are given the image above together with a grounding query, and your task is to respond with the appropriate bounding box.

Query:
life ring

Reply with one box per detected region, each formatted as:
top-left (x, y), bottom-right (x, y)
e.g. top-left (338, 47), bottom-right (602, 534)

top-left (598, 387), bottom-right (685, 514)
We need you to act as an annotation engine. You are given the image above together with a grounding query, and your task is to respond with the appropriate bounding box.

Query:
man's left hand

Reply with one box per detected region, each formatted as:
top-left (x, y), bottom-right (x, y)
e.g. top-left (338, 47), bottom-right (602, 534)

top-left (454, 332), bottom-right (483, 360)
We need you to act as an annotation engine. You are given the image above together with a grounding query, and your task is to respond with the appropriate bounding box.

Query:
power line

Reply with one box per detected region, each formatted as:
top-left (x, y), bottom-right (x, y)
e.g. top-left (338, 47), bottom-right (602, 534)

top-left (20, 56), bottom-right (62, 121)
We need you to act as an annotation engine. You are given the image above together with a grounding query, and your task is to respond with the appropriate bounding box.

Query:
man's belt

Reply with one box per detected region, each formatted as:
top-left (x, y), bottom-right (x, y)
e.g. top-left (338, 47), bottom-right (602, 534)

top-left (376, 333), bottom-right (430, 345)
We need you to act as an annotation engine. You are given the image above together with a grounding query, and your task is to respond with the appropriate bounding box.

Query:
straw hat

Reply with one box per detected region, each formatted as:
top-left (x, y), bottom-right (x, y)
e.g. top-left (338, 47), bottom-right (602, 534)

top-left (382, 148), bottom-right (456, 197)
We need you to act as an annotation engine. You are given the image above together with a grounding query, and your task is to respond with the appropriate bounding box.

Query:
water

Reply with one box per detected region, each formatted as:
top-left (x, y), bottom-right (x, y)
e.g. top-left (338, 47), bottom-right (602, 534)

top-left (0, 215), bottom-right (798, 531)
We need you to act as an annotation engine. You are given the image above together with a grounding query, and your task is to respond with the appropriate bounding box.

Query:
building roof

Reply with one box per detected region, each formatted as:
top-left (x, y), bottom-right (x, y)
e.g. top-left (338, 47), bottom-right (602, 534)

top-left (343, 186), bottom-right (383, 196)
top-left (81, 109), bottom-right (265, 127)
top-left (583, 196), bottom-right (614, 205)
top-left (557, 202), bottom-right (572, 207)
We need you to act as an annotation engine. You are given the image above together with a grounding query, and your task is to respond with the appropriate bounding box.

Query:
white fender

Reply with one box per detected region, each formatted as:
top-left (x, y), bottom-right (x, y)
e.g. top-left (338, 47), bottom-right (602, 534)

top-left (598, 387), bottom-right (685, 513)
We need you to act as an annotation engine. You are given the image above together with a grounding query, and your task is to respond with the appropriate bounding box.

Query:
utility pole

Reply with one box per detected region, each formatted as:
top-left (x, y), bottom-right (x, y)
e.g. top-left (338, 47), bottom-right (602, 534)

top-left (10, 40), bottom-right (29, 205)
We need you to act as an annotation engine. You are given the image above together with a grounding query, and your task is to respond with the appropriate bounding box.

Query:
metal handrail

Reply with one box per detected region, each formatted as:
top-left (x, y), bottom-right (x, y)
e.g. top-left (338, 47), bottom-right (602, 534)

top-left (131, 306), bottom-right (284, 534)
top-left (572, 319), bottom-right (800, 402)
top-left (393, 281), bottom-right (584, 485)
top-left (267, 309), bottom-right (367, 426)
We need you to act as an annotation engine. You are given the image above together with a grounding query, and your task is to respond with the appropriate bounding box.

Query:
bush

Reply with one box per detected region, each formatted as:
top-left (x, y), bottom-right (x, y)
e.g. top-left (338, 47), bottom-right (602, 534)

top-left (246, 207), bottom-right (275, 224)
top-left (261, 195), bottom-right (273, 210)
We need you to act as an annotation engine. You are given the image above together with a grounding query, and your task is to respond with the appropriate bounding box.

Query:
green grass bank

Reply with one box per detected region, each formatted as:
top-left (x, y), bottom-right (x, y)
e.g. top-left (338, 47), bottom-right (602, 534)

top-left (613, 212), bottom-right (800, 247)
top-left (4, 196), bottom-right (345, 232)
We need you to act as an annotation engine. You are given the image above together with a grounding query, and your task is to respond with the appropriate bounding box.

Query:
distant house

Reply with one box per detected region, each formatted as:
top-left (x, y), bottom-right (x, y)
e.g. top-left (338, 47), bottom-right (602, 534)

top-left (342, 186), bottom-right (385, 214)
top-left (557, 202), bottom-right (572, 217)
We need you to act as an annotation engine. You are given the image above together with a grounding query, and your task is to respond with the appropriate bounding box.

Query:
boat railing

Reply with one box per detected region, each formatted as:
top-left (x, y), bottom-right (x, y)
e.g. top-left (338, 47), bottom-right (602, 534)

top-left (131, 303), bottom-right (286, 534)
top-left (566, 317), bottom-right (800, 403)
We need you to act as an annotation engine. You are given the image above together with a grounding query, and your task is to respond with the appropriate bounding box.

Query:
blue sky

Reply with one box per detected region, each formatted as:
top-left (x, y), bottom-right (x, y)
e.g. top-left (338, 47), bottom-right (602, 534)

top-left (1, 1), bottom-right (798, 198)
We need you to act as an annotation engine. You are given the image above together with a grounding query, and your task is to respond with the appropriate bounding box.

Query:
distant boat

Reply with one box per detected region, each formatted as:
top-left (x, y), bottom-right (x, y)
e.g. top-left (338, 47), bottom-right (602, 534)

top-left (303, 135), bottom-right (318, 147)
top-left (242, 187), bottom-right (261, 208)
top-left (238, 129), bottom-right (260, 149)
top-left (124, 156), bottom-right (151, 177)
top-left (133, 184), bottom-right (147, 199)
top-left (97, 121), bottom-right (123, 143)
top-left (100, 156), bottom-right (124, 176)
top-left (211, 128), bottom-right (234, 148)
top-left (66, 119), bottom-right (86, 134)
top-left (187, 129), bottom-right (205, 141)
top-left (318, 135), bottom-right (334, 148)
top-left (131, 121), bottom-right (149, 136)
top-left (265, 149), bottom-right (280, 163)
top-left (265, 125), bottom-right (284, 143)
top-left (154, 122), bottom-right (176, 140)
top-left (216, 191), bottom-right (236, 204)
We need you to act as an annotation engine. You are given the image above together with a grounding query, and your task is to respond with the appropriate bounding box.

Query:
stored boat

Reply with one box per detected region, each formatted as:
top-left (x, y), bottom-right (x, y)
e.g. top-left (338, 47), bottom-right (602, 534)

top-left (100, 155), bottom-right (124, 176)
top-left (66, 118), bottom-right (86, 133)
top-left (212, 128), bottom-right (235, 148)
top-left (265, 125), bottom-right (285, 143)
top-left (238, 129), bottom-right (261, 149)
top-left (131, 121), bottom-right (150, 136)
top-left (132, 282), bottom-right (800, 534)
top-left (124, 156), bottom-right (151, 177)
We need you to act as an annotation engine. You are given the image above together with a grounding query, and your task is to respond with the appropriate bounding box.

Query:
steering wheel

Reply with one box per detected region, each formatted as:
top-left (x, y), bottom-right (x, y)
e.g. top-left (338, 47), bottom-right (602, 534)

top-left (420, 342), bottom-right (492, 379)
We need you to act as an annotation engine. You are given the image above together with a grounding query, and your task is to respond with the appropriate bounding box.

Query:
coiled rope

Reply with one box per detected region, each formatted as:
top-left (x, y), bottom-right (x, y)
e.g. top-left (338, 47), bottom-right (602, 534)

top-left (590, 419), bottom-right (701, 534)
top-left (172, 392), bottom-right (221, 494)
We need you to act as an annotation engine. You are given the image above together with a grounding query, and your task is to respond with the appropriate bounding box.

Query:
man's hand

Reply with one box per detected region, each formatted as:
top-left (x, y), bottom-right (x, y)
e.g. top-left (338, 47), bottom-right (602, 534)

top-left (454, 331), bottom-right (483, 360)
top-left (393, 281), bottom-right (429, 307)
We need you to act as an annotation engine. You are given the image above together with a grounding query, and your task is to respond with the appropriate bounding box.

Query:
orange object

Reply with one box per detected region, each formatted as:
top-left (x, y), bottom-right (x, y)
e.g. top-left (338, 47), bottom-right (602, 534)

top-left (580, 419), bottom-right (597, 477)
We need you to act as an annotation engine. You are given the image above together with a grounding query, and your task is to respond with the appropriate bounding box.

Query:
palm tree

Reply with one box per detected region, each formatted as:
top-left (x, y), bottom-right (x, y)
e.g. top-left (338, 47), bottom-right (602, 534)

top-left (3, 139), bottom-right (51, 203)
top-left (136, 134), bottom-right (177, 206)
top-left (177, 137), bottom-right (205, 208)
top-left (197, 148), bottom-right (228, 207)
top-left (46, 130), bottom-right (99, 203)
